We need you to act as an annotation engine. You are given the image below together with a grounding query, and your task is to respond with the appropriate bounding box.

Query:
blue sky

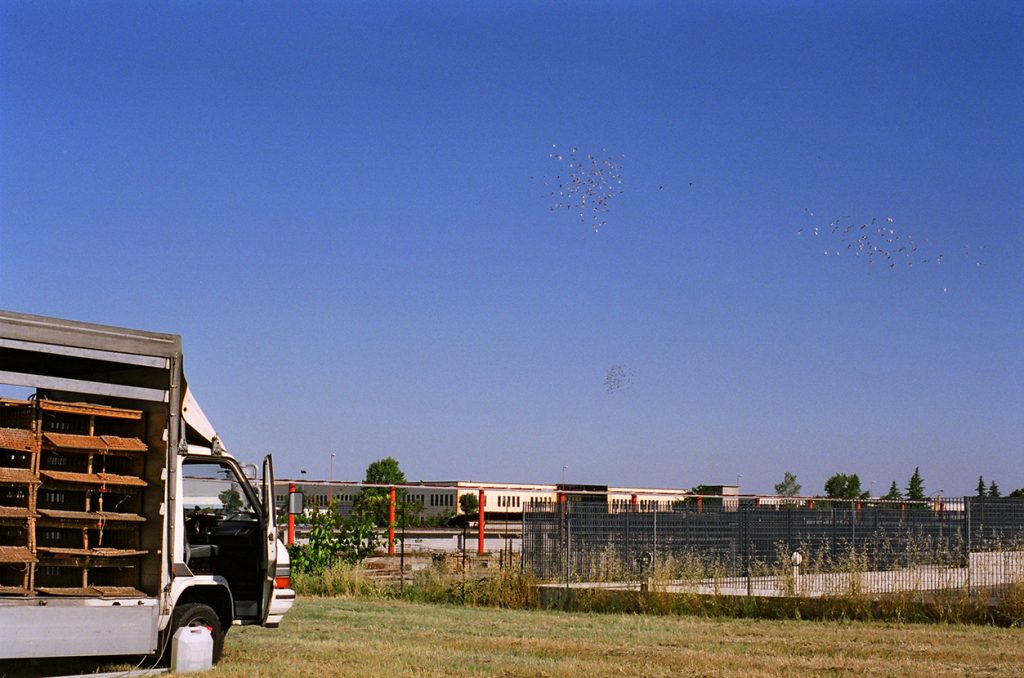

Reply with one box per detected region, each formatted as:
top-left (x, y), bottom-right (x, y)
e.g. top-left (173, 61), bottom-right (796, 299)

top-left (2, 2), bottom-right (1021, 496)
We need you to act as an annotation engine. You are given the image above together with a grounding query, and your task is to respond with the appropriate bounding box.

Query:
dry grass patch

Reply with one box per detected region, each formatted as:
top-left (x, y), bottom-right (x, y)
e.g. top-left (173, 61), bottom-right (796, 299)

top-left (207, 597), bottom-right (1024, 677)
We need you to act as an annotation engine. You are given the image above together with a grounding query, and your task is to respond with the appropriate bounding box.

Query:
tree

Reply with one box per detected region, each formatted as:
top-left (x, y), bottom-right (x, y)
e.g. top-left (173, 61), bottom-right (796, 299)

top-left (288, 501), bottom-right (345, 574)
top-left (976, 476), bottom-right (987, 498)
top-left (218, 487), bottom-right (243, 514)
top-left (337, 509), bottom-right (381, 562)
top-left (882, 481), bottom-right (902, 501)
top-left (906, 467), bottom-right (926, 501)
top-left (364, 456), bottom-right (407, 486)
top-left (288, 498), bottom-right (380, 573)
top-left (353, 456), bottom-right (409, 527)
top-left (689, 484), bottom-right (723, 506)
top-left (774, 472), bottom-right (801, 497)
top-left (824, 473), bottom-right (865, 499)
top-left (1009, 488), bottom-right (1024, 499)
top-left (988, 481), bottom-right (1001, 498)
top-left (691, 484), bottom-right (721, 495)
top-left (459, 493), bottom-right (479, 515)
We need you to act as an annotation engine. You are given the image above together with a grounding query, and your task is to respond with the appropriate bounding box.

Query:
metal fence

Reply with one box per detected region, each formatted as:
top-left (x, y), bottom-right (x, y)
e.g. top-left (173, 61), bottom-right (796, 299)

top-left (522, 497), bottom-right (1024, 597)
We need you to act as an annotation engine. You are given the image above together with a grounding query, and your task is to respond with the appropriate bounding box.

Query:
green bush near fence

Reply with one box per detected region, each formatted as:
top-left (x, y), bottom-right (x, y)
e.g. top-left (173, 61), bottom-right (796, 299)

top-left (293, 556), bottom-right (1024, 626)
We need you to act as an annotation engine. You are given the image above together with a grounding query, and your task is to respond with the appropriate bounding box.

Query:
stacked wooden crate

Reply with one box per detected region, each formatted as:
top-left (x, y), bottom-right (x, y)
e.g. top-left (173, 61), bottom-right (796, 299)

top-left (0, 397), bottom-right (150, 596)
top-left (0, 399), bottom-right (37, 594)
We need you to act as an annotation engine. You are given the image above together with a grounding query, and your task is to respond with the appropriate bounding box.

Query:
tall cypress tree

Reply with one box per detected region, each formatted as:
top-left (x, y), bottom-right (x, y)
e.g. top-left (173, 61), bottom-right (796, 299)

top-left (882, 481), bottom-right (902, 501)
top-left (976, 476), bottom-right (987, 498)
top-left (906, 467), bottom-right (926, 501)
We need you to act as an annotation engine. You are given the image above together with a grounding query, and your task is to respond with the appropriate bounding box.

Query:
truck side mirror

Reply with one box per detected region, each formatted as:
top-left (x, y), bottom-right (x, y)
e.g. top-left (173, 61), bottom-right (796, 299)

top-left (288, 491), bottom-right (304, 515)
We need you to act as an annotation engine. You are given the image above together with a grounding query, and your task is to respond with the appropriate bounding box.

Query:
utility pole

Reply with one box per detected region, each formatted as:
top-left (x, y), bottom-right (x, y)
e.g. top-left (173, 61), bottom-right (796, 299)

top-left (329, 452), bottom-right (336, 504)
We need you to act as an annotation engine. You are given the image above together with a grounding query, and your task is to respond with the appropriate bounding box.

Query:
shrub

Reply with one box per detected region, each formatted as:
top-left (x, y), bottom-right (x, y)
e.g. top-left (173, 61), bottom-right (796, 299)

top-left (288, 501), bottom-right (381, 575)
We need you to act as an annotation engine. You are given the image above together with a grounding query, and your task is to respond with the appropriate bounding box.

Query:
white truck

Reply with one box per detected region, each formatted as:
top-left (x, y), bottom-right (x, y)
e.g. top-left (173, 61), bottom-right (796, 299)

top-left (0, 310), bottom-right (294, 663)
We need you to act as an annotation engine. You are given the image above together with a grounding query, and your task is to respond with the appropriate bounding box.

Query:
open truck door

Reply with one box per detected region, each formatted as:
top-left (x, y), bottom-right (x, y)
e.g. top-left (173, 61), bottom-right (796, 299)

top-left (260, 454), bottom-right (279, 624)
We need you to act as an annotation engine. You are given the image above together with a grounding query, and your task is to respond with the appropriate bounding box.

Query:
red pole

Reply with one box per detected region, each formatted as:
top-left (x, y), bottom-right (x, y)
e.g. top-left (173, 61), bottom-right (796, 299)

top-left (477, 489), bottom-right (485, 555)
top-left (388, 486), bottom-right (396, 555)
top-left (697, 495), bottom-right (703, 513)
top-left (808, 499), bottom-right (814, 510)
top-left (631, 493), bottom-right (638, 512)
top-left (287, 483), bottom-right (296, 546)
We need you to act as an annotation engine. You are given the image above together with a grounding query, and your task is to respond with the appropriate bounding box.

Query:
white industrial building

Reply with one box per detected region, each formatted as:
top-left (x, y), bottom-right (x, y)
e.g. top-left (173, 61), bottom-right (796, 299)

top-left (274, 479), bottom-right (740, 520)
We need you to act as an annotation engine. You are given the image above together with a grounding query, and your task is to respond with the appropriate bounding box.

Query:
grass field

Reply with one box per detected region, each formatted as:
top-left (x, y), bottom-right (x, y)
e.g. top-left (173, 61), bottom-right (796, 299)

top-left (201, 597), bottom-right (1023, 677)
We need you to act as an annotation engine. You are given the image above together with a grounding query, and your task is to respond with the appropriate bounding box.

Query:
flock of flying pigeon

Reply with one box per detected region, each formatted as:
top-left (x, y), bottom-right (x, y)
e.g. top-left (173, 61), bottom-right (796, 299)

top-left (543, 144), bottom-right (624, 233)
top-left (604, 364), bottom-right (632, 394)
top-left (539, 144), bottom-right (631, 390)
top-left (539, 146), bottom-right (989, 391)
top-left (797, 210), bottom-right (986, 292)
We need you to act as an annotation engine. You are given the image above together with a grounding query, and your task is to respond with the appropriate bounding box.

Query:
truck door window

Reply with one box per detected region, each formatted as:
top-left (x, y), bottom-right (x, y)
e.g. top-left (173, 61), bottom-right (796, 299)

top-left (182, 460), bottom-right (258, 530)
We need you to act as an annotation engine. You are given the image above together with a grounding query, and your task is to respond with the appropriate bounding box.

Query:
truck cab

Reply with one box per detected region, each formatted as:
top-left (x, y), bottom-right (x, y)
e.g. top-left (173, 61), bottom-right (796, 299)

top-left (0, 310), bottom-right (294, 663)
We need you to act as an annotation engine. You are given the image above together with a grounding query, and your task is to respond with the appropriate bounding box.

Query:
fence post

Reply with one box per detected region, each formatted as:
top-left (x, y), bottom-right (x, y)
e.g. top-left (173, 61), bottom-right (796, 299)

top-left (786, 503), bottom-right (793, 553)
top-left (461, 521), bottom-right (467, 604)
top-left (624, 499), bottom-right (631, 578)
top-left (851, 499), bottom-right (856, 547)
top-left (478, 489), bottom-right (486, 555)
top-left (965, 497), bottom-right (972, 598)
top-left (564, 496), bottom-right (571, 591)
top-left (400, 500), bottom-right (406, 593)
top-left (388, 486), bottom-right (396, 555)
top-left (653, 507), bottom-right (658, 574)
top-left (287, 483), bottom-right (296, 546)
top-left (558, 492), bottom-right (567, 590)
top-left (742, 502), bottom-right (751, 596)
top-left (831, 506), bottom-right (837, 556)
top-left (520, 504), bottom-right (526, 575)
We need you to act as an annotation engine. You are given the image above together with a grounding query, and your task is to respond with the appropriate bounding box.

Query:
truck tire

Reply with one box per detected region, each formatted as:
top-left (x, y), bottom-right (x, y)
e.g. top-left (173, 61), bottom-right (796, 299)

top-left (168, 602), bottom-right (225, 664)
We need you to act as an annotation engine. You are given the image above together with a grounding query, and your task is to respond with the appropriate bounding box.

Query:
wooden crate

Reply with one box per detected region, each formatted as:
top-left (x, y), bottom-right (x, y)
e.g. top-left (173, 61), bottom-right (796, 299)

top-left (0, 398), bottom-right (151, 596)
top-left (0, 409), bottom-right (38, 594)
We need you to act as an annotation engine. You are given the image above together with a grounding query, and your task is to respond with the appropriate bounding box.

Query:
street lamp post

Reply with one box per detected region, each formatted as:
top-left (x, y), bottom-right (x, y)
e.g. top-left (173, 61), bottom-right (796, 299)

top-left (329, 453), bottom-right (336, 504)
top-left (561, 465), bottom-right (568, 488)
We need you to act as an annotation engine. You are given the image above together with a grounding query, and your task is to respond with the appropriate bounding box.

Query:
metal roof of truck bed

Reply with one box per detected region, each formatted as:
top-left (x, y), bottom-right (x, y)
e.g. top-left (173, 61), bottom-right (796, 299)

top-left (0, 310), bottom-right (181, 402)
top-left (0, 310), bottom-right (181, 359)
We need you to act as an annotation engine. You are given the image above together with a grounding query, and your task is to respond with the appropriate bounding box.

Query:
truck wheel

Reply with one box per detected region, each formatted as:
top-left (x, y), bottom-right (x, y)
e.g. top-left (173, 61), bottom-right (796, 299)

top-left (168, 602), bottom-right (225, 664)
